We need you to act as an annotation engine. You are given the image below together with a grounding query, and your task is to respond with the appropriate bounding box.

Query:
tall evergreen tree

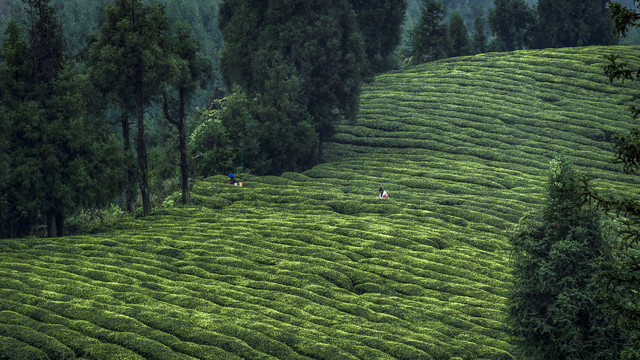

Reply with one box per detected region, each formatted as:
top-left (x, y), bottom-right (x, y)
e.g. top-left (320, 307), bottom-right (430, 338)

top-left (488, 0), bottom-right (535, 51)
top-left (508, 157), bottom-right (622, 359)
top-left (89, 0), bottom-right (171, 216)
top-left (349, 0), bottom-right (407, 73)
top-left (24, 0), bottom-right (64, 89)
top-left (409, 0), bottom-right (449, 63)
top-left (471, 15), bottom-right (488, 54)
top-left (252, 53), bottom-right (318, 173)
top-left (219, 0), bottom-right (366, 173)
top-left (0, 19), bottom-right (35, 237)
top-left (163, 20), bottom-right (211, 204)
top-left (1, 12), bottom-right (122, 238)
top-left (447, 9), bottom-right (471, 57)
top-left (535, 0), bottom-right (616, 48)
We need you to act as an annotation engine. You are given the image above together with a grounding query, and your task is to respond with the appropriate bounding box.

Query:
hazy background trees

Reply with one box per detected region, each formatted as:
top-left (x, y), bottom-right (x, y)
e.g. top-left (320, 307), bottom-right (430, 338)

top-left (404, 0), bottom-right (623, 64)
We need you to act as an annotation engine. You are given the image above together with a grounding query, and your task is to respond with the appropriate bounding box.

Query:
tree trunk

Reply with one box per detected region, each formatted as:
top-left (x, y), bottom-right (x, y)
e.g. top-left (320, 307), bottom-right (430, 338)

top-left (136, 91), bottom-right (151, 217)
top-left (178, 88), bottom-right (189, 204)
top-left (122, 113), bottom-right (135, 213)
top-left (55, 211), bottom-right (64, 237)
top-left (47, 210), bottom-right (64, 237)
top-left (47, 212), bottom-right (56, 238)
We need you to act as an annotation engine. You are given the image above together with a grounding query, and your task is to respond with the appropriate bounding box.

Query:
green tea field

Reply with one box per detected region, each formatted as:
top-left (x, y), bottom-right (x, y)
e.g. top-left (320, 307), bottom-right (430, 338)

top-left (2, 46), bottom-right (640, 360)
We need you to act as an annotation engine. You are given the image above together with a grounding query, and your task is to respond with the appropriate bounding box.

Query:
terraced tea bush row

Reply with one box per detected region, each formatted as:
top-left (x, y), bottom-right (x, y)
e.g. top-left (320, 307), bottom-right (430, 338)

top-left (2, 46), bottom-right (640, 359)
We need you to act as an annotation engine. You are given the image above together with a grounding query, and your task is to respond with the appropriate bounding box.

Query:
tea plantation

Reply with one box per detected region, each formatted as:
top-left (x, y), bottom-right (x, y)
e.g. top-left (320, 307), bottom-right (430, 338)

top-left (2, 46), bottom-right (640, 360)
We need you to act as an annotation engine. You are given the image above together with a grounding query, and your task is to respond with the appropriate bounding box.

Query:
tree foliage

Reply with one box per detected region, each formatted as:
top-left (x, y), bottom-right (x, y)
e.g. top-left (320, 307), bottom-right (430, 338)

top-left (508, 157), bottom-right (622, 360)
top-left (447, 9), bottom-right (471, 58)
top-left (350, 0), bottom-right (407, 73)
top-left (89, 0), bottom-right (171, 216)
top-left (471, 14), bottom-right (488, 54)
top-left (0, 9), bottom-right (122, 238)
top-left (535, 0), bottom-right (616, 49)
top-left (218, 0), bottom-right (367, 174)
top-left (488, 0), bottom-right (535, 51)
top-left (536, 0), bottom-right (615, 48)
top-left (409, 0), bottom-right (449, 63)
top-left (583, 3), bottom-right (640, 356)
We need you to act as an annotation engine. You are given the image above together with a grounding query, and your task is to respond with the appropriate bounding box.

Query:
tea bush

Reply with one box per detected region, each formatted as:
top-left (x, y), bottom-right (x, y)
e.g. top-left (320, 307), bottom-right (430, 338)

top-left (2, 46), bottom-right (640, 359)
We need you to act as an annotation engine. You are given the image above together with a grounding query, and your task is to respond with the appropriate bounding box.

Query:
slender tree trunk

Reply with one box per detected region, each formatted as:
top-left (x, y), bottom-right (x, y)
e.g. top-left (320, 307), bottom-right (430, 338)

top-left (55, 211), bottom-right (64, 237)
top-left (178, 88), bottom-right (189, 204)
top-left (163, 89), bottom-right (189, 205)
top-left (47, 211), bottom-right (56, 238)
top-left (131, 4), bottom-right (150, 217)
top-left (122, 113), bottom-right (135, 213)
top-left (136, 89), bottom-right (151, 217)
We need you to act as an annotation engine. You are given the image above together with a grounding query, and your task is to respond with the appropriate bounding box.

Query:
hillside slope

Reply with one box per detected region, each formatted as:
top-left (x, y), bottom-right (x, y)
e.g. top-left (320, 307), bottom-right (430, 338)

top-left (2, 46), bottom-right (640, 360)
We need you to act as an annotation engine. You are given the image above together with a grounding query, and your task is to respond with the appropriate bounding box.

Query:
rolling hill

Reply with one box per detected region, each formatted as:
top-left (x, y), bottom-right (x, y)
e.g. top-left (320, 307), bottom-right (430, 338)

top-left (1, 45), bottom-right (640, 360)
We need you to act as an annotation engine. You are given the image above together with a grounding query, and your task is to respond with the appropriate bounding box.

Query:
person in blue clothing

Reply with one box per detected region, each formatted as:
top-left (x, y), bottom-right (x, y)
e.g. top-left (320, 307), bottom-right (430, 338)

top-left (228, 173), bottom-right (242, 186)
top-left (228, 173), bottom-right (238, 185)
top-left (378, 187), bottom-right (389, 199)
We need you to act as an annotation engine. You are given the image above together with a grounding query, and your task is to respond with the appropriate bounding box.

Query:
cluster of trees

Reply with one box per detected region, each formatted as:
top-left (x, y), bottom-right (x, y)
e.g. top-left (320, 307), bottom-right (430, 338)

top-left (0, 0), bottom-right (223, 61)
top-left (192, 0), bottom-right (407, 176)
top-left (1, 0), bottom-right (408, 236)
top-left (0, 0), bottom-right (123, 238)
top-left (1, 0), bottom-right (211, 237)
top-left (406, 0), bottom-right (618, 64)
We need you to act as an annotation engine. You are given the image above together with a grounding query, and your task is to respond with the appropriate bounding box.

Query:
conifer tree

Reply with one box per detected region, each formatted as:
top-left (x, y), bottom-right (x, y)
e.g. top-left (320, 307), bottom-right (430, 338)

top-left (447, 9), bottom-right (471, 57)
top-left (163, 20), bottom-right (211, 204)
top-left (508, 156), bottom-right (622, 359)
top-left (89, 0), bottom-right (171, 216)
top-left (488, 0), bottom-right (535, 51)
top-left (471, 15), bottom-right (488, 54)
top-left (409, 0), bottom-right (449, 63)
top-left (219, 0), bottom-right (366, 173)
top-left (349, 0), bottom-right (407, 73)
top-left (1, 10), bottom-right (122, 238)
top-left (24, 0), bottom-right (64, 89)
top-left (0, 19), bottom-right (37, 237)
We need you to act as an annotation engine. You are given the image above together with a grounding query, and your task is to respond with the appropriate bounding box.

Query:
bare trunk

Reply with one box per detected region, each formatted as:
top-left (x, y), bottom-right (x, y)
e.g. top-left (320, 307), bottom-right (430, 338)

top-left (136, 90), bottom-right (150, 217)
top-left (122, 113), bottom-right (135, 213)
top-left (163, 89), bottom-right (190, 205)
top-left (132, 5), bottom-right (150, 217)
top-left (178, 88), bottom-right (189, 204)
top-left (55, 212), bottom-right (64, 237)
top-left (47, 212), bottom-right (56, 238)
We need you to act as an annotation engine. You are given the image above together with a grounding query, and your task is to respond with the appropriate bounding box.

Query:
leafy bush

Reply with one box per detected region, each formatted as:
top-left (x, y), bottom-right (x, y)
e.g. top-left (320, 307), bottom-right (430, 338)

top-left (189, 101), bottom-right (236, 178)
top-left (64, 204), bottom-right (127, 235)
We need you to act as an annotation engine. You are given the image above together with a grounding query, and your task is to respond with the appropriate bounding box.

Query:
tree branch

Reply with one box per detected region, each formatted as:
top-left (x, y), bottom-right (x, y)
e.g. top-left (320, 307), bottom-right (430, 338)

top-left (162, 93), bottom-right (179, 127)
